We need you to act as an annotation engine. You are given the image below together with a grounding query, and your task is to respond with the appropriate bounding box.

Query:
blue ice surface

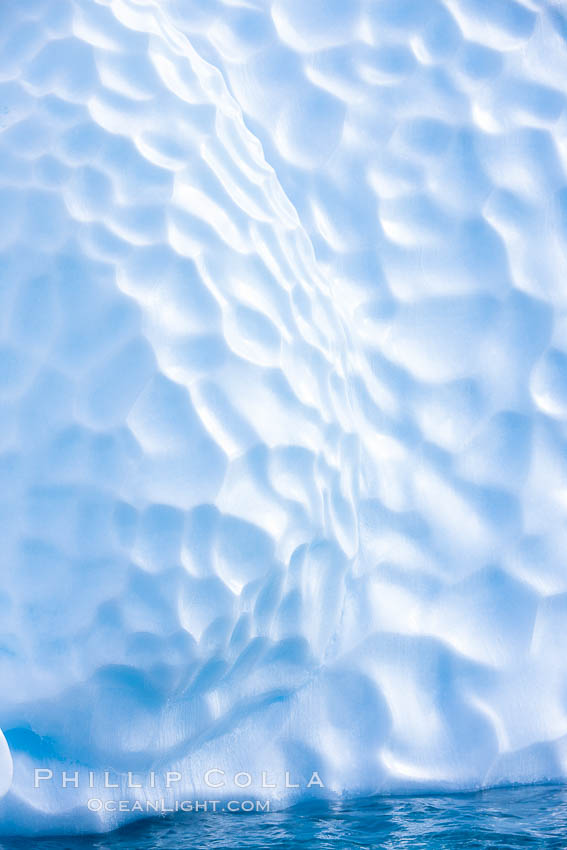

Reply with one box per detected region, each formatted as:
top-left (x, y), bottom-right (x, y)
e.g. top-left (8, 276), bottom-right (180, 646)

top-left (3, 0), bottom-right (567, 837)
top-left (0, 786), bottom-right (566, 849)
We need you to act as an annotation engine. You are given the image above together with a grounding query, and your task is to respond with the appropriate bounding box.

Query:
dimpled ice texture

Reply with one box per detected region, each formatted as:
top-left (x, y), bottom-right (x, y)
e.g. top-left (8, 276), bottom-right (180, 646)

top-left (1, 0), bottom-right (567, 836)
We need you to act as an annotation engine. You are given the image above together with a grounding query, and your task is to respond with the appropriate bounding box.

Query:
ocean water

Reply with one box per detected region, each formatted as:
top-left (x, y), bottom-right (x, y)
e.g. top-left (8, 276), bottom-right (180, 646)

top-left (2, 786), bottom-right (567, 849)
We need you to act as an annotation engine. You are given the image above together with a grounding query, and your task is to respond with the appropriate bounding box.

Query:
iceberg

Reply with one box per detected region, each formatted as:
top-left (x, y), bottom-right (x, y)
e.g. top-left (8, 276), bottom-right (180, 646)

top-left (1, 0), bottom-right (567, 835)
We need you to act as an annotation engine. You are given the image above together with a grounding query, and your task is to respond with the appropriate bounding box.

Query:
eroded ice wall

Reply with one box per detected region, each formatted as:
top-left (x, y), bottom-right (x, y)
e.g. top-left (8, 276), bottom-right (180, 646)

top-left (1, 0), bottom-right (567, 835)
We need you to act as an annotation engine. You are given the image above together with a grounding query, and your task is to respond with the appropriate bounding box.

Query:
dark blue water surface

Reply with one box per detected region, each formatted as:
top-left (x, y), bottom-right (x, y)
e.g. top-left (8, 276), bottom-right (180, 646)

top-left (2, 786), bottom-right (567, 849)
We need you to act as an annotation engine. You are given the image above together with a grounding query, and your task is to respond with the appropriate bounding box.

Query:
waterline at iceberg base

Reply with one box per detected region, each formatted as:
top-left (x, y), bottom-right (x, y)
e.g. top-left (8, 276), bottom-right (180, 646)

top-left (3, 787), bottom-right (567, 848)
top-left (1, 0), bottom-right (567, 839)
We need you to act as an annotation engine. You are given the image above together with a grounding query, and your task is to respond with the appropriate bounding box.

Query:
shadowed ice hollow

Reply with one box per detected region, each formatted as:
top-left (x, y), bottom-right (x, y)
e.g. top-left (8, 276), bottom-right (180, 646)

top-left (1, 0), bottom-right (567, 835)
